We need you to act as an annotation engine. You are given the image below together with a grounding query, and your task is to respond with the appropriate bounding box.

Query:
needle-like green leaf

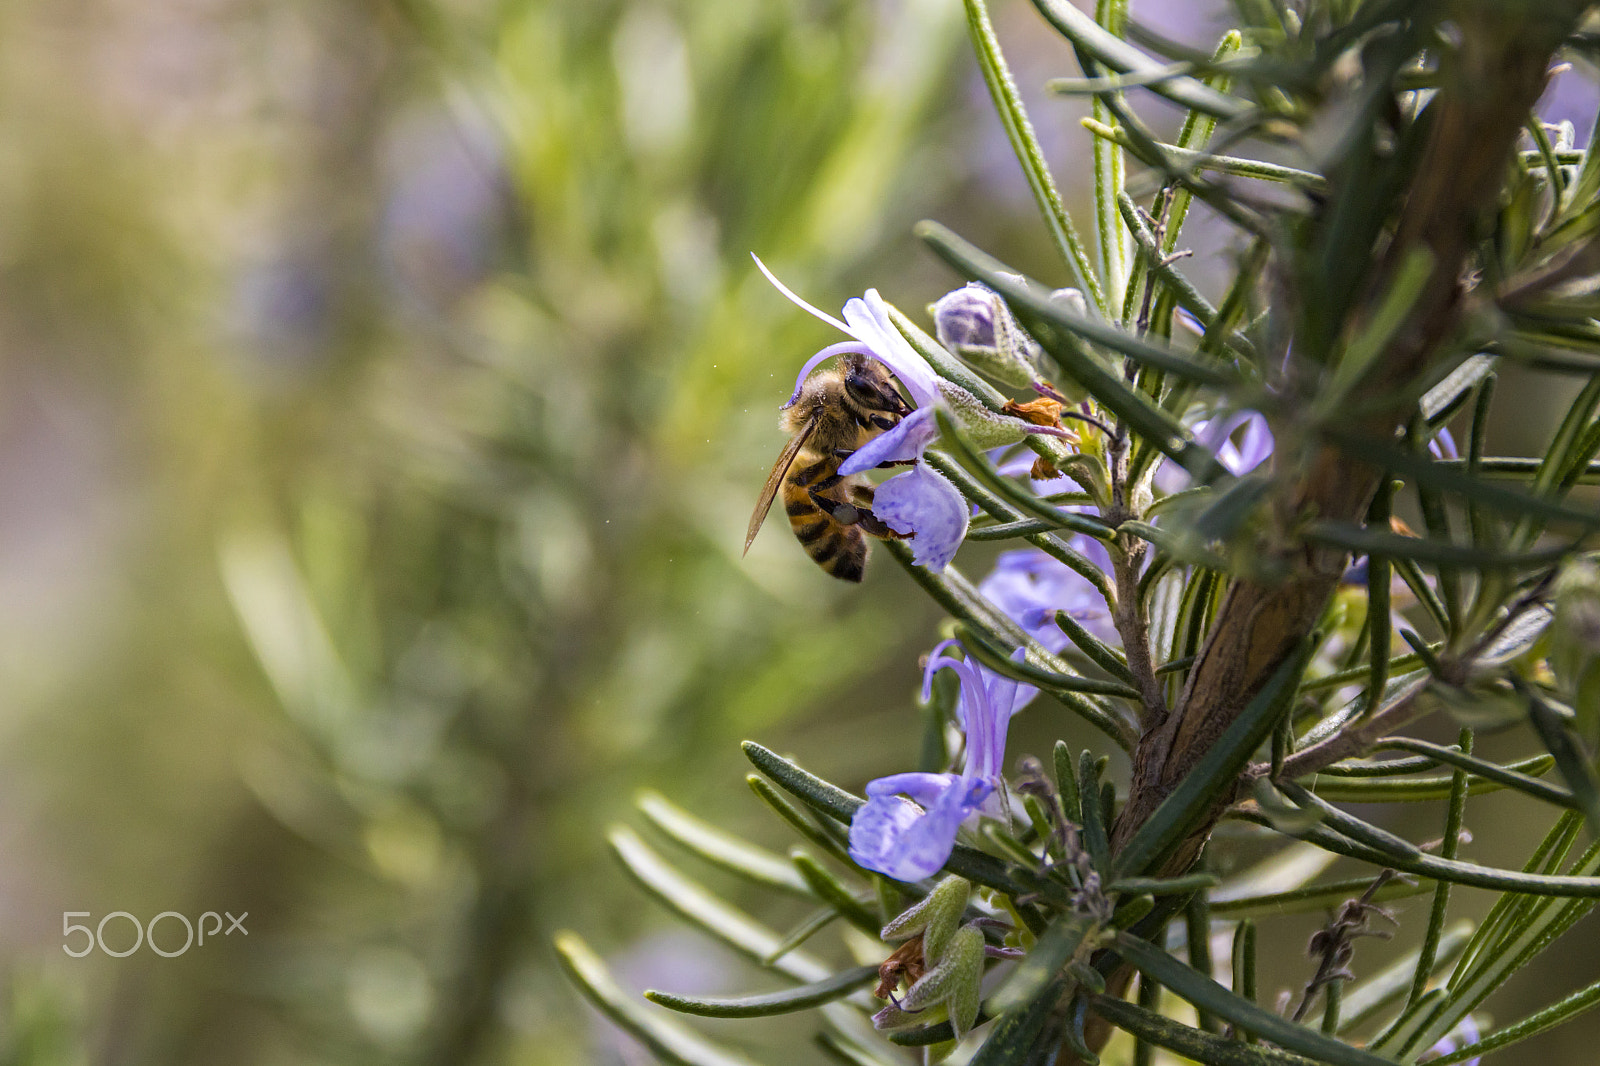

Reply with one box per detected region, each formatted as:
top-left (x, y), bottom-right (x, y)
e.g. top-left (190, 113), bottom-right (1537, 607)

top-left (555, 933), bottom-right (768, 1066)
top-left (646, 966), bottom-right (879, 1019)
top-left (1109, 933), bottom-right (1403, 1065)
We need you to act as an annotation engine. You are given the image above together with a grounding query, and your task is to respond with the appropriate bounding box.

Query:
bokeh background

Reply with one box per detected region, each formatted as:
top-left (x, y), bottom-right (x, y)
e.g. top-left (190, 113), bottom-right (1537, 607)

top-left (0, 0), bottom-right (1597, 1063)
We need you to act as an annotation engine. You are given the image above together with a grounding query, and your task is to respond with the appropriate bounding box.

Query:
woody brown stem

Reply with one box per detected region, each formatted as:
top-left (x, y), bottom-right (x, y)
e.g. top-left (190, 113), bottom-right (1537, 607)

top-left (1062, 6), bottom-right (1590, 1062)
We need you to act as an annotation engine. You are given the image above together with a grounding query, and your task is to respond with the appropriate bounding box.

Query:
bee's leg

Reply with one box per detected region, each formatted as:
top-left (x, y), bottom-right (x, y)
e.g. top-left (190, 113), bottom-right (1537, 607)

top-left (809, 486), bottom-right (909, 540)
top-left (832, 448), bottom-right (916, 470)
top-left (848, 483), bottom-right (909, 540)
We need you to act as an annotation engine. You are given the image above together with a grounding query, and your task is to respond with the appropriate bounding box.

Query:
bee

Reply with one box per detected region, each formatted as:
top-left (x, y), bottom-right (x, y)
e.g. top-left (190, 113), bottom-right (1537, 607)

top-left (744, 353), bottom-right (912, 582)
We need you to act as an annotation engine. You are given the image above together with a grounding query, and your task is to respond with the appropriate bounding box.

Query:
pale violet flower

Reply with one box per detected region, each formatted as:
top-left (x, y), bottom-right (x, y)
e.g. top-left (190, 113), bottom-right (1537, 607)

top-left (981, 543), bottom-right (1120, 651)
top-left (1422, 1016), bottom-right (1480, 1066)
top-left (755, 255), bottom-right (969, 571)
top-left (849, 641), bottom-right (1023, 881)
top-left (1156, 410), bottom-right (1275, 493)
top-left (1429, 427), bottom-right (1458, 460)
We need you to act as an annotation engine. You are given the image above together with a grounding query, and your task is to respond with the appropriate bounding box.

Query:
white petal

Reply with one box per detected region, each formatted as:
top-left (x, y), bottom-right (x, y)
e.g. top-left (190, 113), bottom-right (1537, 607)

top-left (751, 253), bottom-right (851, 333)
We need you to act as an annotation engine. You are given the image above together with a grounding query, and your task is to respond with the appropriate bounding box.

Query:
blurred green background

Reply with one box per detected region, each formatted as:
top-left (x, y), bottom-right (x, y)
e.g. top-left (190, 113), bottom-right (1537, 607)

top-left (0, 0), bottom-right (1025, 1062)
top-left (2, 0), bottom-right (1597, 1063)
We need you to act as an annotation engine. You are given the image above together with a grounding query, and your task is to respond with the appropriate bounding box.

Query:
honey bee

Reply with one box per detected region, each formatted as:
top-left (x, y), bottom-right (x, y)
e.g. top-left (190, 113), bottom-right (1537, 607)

top-left (744, 353), bottom-right (912, 581)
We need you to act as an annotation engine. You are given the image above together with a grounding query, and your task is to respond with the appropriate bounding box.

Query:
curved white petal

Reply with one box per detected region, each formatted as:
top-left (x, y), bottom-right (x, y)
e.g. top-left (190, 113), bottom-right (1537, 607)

top-left (872, 462), bottom-right (969, 572)
top-left (838, 406), bottom-right (939, 475)
top-left (751, 253), bottom-right (851, 333)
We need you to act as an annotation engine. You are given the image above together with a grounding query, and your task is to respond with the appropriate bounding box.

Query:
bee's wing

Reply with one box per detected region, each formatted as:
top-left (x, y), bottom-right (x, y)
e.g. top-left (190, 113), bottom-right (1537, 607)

top-left (745, 414), bottom-right (820, 555)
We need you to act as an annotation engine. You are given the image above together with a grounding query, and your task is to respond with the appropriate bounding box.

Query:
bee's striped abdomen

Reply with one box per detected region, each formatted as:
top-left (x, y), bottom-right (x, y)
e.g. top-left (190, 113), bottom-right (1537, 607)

top-left (784, 453), bottom-right (869, 582)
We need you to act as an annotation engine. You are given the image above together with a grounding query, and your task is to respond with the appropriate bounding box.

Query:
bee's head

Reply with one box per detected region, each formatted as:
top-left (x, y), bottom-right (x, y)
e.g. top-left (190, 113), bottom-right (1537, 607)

top-left (841, 354), bottom-right (911, 416)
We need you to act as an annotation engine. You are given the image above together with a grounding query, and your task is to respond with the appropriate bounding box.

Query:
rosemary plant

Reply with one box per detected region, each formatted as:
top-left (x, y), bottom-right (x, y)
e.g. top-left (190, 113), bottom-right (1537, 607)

top-left (562, 1), bottom-right (1600, 1063)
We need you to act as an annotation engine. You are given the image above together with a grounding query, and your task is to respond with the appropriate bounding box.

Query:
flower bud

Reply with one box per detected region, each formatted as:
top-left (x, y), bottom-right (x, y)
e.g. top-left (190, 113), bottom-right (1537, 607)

top-left (881, 875), bottom-right (969, 959)
top-left (1553, 555), bottom-right (1600, 738)
top-left (932, 281), bottom-right (1039, 388)
top-left (899, 925), bottom-right (985, 1039)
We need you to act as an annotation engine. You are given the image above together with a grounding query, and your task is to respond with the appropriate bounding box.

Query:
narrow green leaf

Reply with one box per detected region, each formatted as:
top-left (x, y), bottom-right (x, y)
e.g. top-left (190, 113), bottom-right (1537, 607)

top-left (967, 516), bottom-right (1069, 541)
top-left (1302, 522), bottom-right (1570, 570)
top-left (964, 975), bottom-right (1069, 1064)
top-left (1320, 424), bottom-right (1600, 532)
top-left (638, 791), bottom-right (811, 897)
top-left (1236, 811), bottom-right (1600, 897)
top-left (1186, 889), bottom-right (1219, 1032)
top-left (1210, 876), bottom-right (1429, 920)
top-left (1094, 0), bottom-right (1130, 319)
top-left (1108, 872), bottom-right (1220, 895)
top-left (609, 826), bottom-right (834, 983)
top-left (1408, 730), bottom-right (1471, 1011)
top-left (1419, 354), bottom-right (1497, 423)
top-left (1083, 118), bottom-right (1326, 190)
top-left (990, 913), bottom-right (1096, 1014)
top-left (1364, 479), bottom-right (1395, 718)
top-left (1080, 749), bottom-right (1112, 873)
top-left (1110, 933), bottom-right (1402, 1065)
top-left (1315, 753), bottom-right (1441, 777)
top-left (746, 774), bottom-right (855, 867)
top-left (1325, 248), bottom-right (1436, 404)
top-left (1093, 994), bottom-right (1332, 1065)
top-left (1232, 918), bottom-right (1257, 1019)
top-left (790, 851), bottom-right (881, 936)
top-left (964, 0), bottom-right (1106, 311)
top-left (1392, 556), bottom-right (1452, 635)
top-left (1302, 759), bottom-right (1556, 802)
top-left (1374, 738), bottom-right (1571, 807)
top-left (1275, 781), bottom-right (1417, 859)
top-left (1047, 60), bottom-right (1200, 95)
top-left (1056, 740), bottom-right (1083, 824)
top-left (554, 933), bottom-right (767, 1066)
top-left (1432, 973), bottom-right (1600, 1064)
top-left (741, 743), bottom-right (861, 825)
top-left (956, 622), bottom-right (1140, 700)
top-left (1028, 0), bottom-right (1250, 119)
top-left (765, 908), bottom-right (841, 965)
top-left (1298, 649), bottom-right (1432, 694)
top-left (1117, 645), bottom-right (1309, 878)
top-left (1524, 682), bottom-right (1600, 838)
top-left (1055, 608), bottom-right (1136, 685)
top-left (646, 966), bottom-right (878, 1019)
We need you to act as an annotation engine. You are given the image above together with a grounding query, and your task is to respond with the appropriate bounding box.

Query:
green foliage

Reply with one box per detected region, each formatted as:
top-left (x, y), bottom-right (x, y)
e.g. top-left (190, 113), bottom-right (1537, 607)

top-left (566, 1), bottom-right (1600, 1064)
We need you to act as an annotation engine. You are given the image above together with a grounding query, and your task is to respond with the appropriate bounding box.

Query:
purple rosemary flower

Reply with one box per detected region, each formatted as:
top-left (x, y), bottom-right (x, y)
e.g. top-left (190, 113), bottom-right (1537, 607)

top-left (848, 641), bottom-right (1022, 881)
top-left (755, 256), bottom-right (969, 570)
top-left (980, 543), bottom-right (1119, 650)
top-left (1422, 1015), bottom-right (1480, 1066)
top-left (1156, 410), bottom-right (1275, 493)
top-left (1429, 427), bottom-right (1458, 460)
